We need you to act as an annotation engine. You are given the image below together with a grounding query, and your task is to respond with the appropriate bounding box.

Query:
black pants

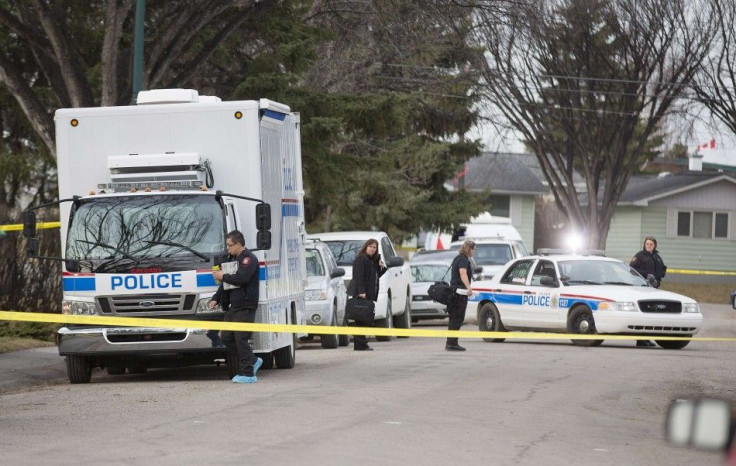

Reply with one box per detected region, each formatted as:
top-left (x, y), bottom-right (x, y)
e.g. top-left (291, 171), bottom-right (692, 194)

top-left (221, 308), bottom-right (256, 376)
top-left (446, 294), bottom-right (468, 345)
top-left (351, 311), bottom-right (375, 350)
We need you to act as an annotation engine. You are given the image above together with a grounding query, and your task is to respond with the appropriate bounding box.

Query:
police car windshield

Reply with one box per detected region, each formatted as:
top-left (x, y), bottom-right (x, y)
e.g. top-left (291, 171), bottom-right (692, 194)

top-left (66, 195), bottom-right (225, 265)
top-left (324, 240), bottom-right (364, 266)
top-left (557, 259), bottom-right (647, 287)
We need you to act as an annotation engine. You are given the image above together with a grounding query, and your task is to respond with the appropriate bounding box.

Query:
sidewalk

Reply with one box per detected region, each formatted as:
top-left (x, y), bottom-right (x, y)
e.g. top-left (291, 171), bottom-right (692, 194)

top-left (0, 346), bottom-right (66, 393)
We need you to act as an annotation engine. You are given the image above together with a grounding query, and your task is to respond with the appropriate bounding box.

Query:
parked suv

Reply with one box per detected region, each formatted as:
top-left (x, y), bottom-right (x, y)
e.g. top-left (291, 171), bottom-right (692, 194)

top-left (308, 231), bottom-right (412, 340)
top-left (450, 237), bottom-right (529, 280)
top-left (303, 240), bottom-right (349, 348)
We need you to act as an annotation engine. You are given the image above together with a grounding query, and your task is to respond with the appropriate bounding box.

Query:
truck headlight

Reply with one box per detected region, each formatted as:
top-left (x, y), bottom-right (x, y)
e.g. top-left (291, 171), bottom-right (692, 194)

top-left (597, 302), bottom-right (637, 312)
top-left (62, 300), bottom-right (99, 315)
top-left (305, 289), bottom-right (327, 301)
top-left (197, 297), bottom-right (222, 314)
top-left (682, 303), bottom-right (700, 313)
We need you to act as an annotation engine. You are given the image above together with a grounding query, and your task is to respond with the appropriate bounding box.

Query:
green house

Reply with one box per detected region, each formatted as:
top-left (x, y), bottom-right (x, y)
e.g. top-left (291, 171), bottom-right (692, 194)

top-left (605, 172), bottom-right (736, 274)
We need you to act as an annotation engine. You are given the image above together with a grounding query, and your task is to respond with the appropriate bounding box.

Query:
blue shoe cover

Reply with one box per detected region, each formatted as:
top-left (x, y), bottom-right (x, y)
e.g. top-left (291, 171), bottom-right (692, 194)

top-left (232, 375), bottom-right (257, 384)
top-left (253, 357), bottom-right (263, 377)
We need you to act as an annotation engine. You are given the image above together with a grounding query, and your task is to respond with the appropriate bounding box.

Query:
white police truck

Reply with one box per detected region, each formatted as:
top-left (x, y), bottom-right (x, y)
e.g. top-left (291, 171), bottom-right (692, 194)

top-left (23, 89), bottom-right (306, 383)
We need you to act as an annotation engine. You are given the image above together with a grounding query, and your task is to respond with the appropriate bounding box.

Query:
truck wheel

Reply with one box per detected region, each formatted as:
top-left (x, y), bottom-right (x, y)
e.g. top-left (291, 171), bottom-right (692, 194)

top-left (274, 333), bottom-right (296, 369)
top-left (478, 303), bottom-right (506, 342)
top-left (321, 309), bottom-right (339, 349)
top-left (655, 338), bottom-right (691, 350)
top-left (375, 299), bottom-right (393, 342)
top-left (393, 293), bottom-right (412, 337)
top-left (66, 356), bottom-right (92, 384)
top-left (338, 315), bottom-right (350, 347)
top-left (568, 306), bottom-right (603, 347)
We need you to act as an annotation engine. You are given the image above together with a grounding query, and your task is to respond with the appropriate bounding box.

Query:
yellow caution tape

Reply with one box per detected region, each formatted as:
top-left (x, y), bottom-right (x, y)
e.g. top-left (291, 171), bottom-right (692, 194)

top-left (1, 310), bottom-right (735, 342)
top-left (0, 221), bottom-right (61, 232)
top-left (667, 268), bottom-right (736, 276)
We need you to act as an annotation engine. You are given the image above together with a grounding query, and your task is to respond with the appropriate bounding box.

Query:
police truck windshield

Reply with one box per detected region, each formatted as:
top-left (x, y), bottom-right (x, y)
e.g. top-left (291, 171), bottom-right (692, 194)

top-left (66, 194), bottom-right (225, 270)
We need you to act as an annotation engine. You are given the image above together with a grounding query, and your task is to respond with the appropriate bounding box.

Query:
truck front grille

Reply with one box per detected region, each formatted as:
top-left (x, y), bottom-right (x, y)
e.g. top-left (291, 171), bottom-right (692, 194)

top-left (97, 293), bottom-right (195, 315)
top-left (637, 300), bottom-right (682, 313)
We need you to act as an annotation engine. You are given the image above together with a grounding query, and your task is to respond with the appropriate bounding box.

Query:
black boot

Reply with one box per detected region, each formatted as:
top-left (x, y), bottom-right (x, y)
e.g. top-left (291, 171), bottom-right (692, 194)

top-left (445, 339), bottom-right (466, 351)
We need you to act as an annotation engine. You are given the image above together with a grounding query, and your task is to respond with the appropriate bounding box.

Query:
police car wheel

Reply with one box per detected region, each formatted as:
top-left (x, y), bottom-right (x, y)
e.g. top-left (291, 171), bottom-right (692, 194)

top-left (568, 306), bottom-right (602, 347)
top-left (479, 303), bottom-right (506, 343)
top-left (654, 339), bottom-right (691, 350)
top-left (375, 299), bottom-right (393, 342)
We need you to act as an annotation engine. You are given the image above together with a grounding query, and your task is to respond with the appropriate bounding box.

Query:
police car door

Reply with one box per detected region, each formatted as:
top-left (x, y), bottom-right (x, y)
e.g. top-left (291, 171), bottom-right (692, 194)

top-left (525, 259), bottom-right (560, 328)
top-left (495, 259), bottom-right (534, 327)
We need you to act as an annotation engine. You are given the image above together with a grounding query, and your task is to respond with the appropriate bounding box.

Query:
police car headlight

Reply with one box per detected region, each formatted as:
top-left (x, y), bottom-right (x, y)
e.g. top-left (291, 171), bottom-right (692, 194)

top-left (62, 300), bottom-right (98, 316)
top-left (305, 289), bottom-right (327, 301)
top-left (682, 303), bottom-right (700, 313)
top-left (197, 298), bottom-right (221, 314)
top-left (597, 302), bottom-right (637, 312)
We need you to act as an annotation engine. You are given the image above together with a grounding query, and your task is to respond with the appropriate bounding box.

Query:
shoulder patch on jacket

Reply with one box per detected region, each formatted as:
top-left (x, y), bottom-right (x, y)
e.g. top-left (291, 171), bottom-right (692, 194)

top-left (242, 257), bottom-right (251, 265)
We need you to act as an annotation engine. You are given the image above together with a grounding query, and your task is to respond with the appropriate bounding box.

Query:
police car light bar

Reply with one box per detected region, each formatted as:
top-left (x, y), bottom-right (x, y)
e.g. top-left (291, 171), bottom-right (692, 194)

top-left (537, 248), bottom-right (605, 256)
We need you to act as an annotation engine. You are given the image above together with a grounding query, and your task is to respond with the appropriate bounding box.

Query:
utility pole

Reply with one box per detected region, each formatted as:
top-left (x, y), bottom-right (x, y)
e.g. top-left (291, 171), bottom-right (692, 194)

top-left (131, 0), bottom-right (146, 103)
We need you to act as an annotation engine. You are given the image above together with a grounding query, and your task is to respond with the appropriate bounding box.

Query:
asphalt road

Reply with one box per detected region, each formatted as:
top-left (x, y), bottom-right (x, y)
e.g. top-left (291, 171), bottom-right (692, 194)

top-left (1, 304), bottom-right (734, 465)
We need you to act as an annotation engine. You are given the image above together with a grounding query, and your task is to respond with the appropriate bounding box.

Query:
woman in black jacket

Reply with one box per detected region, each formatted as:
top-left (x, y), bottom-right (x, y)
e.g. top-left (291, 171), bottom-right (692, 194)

top-left (630, 235), bottom-right (667, 347)
top-left (347, 239), bottom-right (387, 351)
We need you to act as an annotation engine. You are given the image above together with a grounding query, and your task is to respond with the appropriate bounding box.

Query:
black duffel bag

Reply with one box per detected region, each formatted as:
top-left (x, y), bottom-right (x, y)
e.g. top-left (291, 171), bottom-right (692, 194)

top-left (428, 281), bottom-right (454, 305)
top-left (345, 297), bottom-right (375, 322)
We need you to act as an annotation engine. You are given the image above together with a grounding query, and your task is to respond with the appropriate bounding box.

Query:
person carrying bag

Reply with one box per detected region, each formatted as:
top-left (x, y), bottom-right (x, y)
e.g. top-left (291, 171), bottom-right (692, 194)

top-left (346, 238), bottom-right (387, 351)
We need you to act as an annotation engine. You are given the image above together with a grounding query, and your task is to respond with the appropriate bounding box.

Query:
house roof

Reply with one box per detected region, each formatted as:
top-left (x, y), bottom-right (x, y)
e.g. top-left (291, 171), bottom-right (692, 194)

top-left (455, 152), bottom-right (546, 195)
top-left (619, 172), bottom-right (736, 205)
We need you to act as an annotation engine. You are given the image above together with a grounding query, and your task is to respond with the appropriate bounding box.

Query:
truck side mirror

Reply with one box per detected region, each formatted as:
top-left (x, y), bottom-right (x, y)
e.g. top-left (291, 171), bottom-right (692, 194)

top-left (23, 211), bottom-right (37, 238)
top-left (26, 237), bottom-right (39, 257)
top-left (256, 203), bottom-right (271, 230)
top-left (257, 230), bottom-right (271, 250)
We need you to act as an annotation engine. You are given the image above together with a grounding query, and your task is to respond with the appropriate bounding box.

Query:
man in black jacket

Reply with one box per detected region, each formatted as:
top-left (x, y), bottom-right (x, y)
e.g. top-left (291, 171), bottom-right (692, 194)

top-left (209, 230), bottom-right (262, 383)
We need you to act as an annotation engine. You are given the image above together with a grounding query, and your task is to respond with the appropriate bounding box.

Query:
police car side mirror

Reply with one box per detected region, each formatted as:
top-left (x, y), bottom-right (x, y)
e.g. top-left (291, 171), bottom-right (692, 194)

top-left (540, 276), bottom-right (558, 287)
top-left (665, 398), bottom-right (733, 452)
top-left (65, 259), bottom-right (80, 273)
top-left (330, 267), bottom-right (346, 279)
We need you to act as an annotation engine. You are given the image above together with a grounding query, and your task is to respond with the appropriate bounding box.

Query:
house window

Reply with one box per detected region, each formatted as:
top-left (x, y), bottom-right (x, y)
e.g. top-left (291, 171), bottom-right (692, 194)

top-left (676, 211), bottom-right (729, 239)
top-left (676, 212), bottom-right (690, 236)
top-left (488, 195), bottom-right (510, 218)
top-left (715, 213), bottom-right (729, 238)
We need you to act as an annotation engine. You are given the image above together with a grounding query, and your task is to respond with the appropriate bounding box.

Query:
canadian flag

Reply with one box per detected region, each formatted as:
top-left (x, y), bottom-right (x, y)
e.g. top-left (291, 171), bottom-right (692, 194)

top-left (452, 162), bottom-right (469, 186)
top-left (696, 139), bottom-right (716, 151)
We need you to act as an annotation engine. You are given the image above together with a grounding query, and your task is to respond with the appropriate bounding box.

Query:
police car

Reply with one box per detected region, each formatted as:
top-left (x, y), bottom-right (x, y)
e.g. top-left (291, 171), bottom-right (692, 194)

top-left (469, 250), bottom-right (702, 349)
